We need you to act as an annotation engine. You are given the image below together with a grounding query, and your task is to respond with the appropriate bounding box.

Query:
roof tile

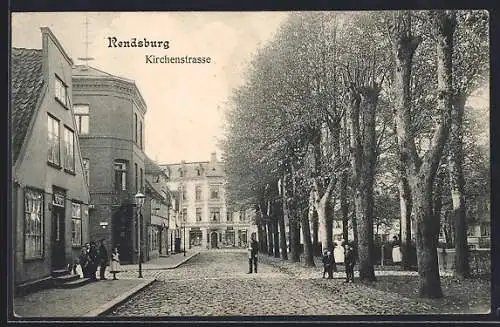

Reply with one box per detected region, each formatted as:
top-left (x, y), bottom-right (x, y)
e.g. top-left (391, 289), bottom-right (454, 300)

top-left (11, 48), bottom-right (45, 163)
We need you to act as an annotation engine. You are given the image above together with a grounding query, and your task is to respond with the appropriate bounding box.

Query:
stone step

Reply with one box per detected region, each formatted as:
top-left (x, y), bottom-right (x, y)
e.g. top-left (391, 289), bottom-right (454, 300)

top-left (53, 274), bottom-right (80, 283)
top-left (57, 277), bottom-right (91, 289)
top-left (51, 269), bottom-right (70, 278)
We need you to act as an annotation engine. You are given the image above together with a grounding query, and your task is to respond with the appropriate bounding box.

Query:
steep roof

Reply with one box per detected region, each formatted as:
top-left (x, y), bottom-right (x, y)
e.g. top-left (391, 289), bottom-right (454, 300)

top-left (11, 48), bottom-right (45, 163)
top-left (145, 179), bottom-right (166, 201)
top-left (144, 155), bottom-right (164, 175)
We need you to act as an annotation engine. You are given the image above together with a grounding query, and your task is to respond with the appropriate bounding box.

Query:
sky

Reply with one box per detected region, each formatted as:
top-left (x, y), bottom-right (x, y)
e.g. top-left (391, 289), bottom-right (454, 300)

top-left (11, 12), bottom-right (289, 164)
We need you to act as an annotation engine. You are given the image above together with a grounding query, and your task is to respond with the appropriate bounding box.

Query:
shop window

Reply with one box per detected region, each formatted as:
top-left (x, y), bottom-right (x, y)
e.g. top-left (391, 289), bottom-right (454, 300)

top-left (24, 188), bottom-right (44, 259)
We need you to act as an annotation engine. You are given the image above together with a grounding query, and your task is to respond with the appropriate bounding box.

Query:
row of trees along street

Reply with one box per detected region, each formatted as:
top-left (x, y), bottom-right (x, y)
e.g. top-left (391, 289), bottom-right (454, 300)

top-left (221, 10), bottom-right (489, 299)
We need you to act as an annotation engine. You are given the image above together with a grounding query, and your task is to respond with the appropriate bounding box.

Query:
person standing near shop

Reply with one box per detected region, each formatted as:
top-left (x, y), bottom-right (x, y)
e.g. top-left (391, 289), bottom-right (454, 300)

top-left (99, 239), bottom-right (109, 280)
top-left (89, 241), bottom-right (99, 281)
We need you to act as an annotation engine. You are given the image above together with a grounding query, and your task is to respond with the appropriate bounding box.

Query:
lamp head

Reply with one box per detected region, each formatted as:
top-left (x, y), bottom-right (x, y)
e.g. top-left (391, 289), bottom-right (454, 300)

top-left (135, 192), bottom-right (146, 207)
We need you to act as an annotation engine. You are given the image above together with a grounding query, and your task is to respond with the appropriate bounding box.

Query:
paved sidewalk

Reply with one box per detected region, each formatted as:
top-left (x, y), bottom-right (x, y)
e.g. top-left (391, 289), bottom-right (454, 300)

top-left (119, 250), bottom-right (199, 272)
top-left (13, 278), bottom-right (155, 318)
top-left (260, 255), bottom-right (453, 280)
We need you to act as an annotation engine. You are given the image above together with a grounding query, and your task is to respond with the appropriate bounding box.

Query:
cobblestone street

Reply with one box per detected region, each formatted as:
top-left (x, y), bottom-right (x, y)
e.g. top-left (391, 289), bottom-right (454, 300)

top-left (106, 250), bottom-right (449, 317)
top-left (107, 250), bottom-right (363, 316)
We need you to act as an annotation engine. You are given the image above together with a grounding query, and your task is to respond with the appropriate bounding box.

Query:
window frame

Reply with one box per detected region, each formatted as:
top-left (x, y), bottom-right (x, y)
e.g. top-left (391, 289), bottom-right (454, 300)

top-left (134, 113), bottom-right (138, 143)
top-left (47, 114), bottom-right (60, 166)
top-left (24, 187), bottom-right (44, 260)
top-left (195, 185), bottom-right (202, 201)
top-left (209, 207), bottom-right (221, 222)
top-left (82, 158), bottom-right (90, 186)
top-left (195, 207), bottom-right (202, 222)
top-left (63, 125), bottom-right (75, 173)
top-left (73, 104), bottom-right (89, 135)
top-left (114, 160), bottom-right (128, 191)
top-left (71, 202), bottom-right (82, 247)
top-left (54, 75), bottom-right (69, 108)
top-left (182, 208), bottom-right (187, 223)
top-left (139, 120), bottom-right (143, 150)
top-left (210, 185), bottom-right (220, 200)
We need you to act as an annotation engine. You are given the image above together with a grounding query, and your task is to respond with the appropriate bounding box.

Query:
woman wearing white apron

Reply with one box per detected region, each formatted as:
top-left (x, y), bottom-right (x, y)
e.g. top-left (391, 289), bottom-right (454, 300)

top-left (392, 236), bottom-right (402, 264)
top-left (110, 247), bottom-right (121, 280)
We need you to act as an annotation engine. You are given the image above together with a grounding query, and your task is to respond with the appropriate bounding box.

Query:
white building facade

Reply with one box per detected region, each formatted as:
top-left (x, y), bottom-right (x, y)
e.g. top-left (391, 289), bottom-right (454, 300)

top-left (161, 153), bottom-right (253, 249)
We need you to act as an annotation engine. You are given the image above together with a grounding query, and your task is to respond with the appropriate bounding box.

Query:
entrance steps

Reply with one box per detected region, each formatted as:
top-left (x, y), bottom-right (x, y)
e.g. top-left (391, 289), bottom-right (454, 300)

top-left (52, 269), bottom-right (91, 289)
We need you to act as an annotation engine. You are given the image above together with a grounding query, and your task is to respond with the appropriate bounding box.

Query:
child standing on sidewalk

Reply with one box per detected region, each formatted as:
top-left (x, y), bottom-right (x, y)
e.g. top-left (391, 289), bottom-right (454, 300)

top-left (109, 247), bottom-right (121, 280)
top-left (322, 250), bottom-right (329, 278)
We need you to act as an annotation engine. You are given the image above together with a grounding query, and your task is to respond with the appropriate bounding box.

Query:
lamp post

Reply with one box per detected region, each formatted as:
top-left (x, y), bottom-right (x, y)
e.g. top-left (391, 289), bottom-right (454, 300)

top-left (134, 192), bottom-right (145, 278)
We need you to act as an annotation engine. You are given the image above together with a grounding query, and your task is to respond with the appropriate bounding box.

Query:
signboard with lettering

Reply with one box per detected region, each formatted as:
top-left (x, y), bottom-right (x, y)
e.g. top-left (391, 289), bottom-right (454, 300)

top-left (53, 192), bottom-right (65, 207)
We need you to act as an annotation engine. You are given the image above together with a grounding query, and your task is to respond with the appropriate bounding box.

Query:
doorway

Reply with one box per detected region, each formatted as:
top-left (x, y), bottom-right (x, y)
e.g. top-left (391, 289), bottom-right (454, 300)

top-left (51, 206), bottom-right (66, 269)
top-left (210, 232), bottom-right (218, 249)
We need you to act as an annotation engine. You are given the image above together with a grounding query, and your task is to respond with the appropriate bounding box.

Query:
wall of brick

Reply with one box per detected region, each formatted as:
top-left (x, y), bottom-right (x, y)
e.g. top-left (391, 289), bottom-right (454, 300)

top-left (72, 74), bottom-right (146, 264)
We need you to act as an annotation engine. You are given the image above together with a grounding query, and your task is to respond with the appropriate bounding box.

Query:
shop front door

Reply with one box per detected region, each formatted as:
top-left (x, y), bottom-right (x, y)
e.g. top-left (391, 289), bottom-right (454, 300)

top-left (51, 206), bottom-right (66, 269)
top-left (210, 232), bottom-right (218, 249)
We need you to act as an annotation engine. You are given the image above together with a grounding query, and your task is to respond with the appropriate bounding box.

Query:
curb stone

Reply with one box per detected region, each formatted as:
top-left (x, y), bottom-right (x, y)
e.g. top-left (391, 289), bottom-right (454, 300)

top-left (120, 251), bottom-right (200, 272)
top-left (82, 279), bottom-right (156, 317)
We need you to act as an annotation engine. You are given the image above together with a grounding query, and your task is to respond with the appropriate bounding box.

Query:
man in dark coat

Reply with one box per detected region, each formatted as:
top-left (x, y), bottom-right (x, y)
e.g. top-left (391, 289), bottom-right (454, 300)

top-left (344, 244), bottom-right (356, 283)
top-left (99, 239), bottom-right (109, 280)
top-left (326, 251), bottom-right (335, 279)
top-left (80, 243), bottom-right (90, 278)
top-left (247, 233), bottom-right (259, 274)
top-left (89, 241), bottom-right (99, 281)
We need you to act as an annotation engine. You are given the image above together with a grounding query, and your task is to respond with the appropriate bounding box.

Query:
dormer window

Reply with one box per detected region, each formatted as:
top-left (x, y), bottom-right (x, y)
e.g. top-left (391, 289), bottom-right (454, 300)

top-left (179, 168), bottom-right (184, 177)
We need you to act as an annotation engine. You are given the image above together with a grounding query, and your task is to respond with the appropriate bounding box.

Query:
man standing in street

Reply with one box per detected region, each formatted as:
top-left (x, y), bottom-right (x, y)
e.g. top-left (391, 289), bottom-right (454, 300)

top-left (99, 239), bottom-right (109, 280)
top-left (89, 241), bottom-right (99, 281)
top-left (247, 232), bottom-right (258, 274)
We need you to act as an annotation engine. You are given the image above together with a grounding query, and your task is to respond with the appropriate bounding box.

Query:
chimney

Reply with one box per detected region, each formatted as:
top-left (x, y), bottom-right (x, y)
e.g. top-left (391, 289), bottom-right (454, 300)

top-left (210, 152), bottom-right (217, 163)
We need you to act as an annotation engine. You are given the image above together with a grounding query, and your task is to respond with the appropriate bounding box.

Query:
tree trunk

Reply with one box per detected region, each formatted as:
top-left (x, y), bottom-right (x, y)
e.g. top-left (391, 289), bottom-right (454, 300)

top-left (273, 202), bottom-right (280, 258)
top-left (267, 219), bottom-right (274, 256)
top-left (312, 210), bottom-right (319, 256)
top-left (258, 222), bottom-right (267, 254)
top-left (302, 191), bottom-right (316, 267)
top-left (391, 11), bottom-right (421, 271)
top-left (279, 197), bottom-right (288, 260)
top-left (411, 176), bottom-right (443, 298)
top-left (318, 197), bottom-right (334, 253)
top-left (290, 219), bottom-right (300, 262)
top-left (340, 171), bottom-right (349, 243)
top-left (449, 94), bottom-right (469, 278)
top-left (289, 162), bottom-right (301, 262)
top-left (357, 86), bottom-right (379, 281)
top-left (280, 174), bottom-right (289, 260)
top-left (347, 84), bottom-right (361, 257)
top-left (392, 10), bottom-right (455, 298)
top-left (399, 174), bottom-right (413, 269)
top-left (352, 205), bottom-right (359, 252)
top-left (260, 209), bottom-right (268, 254)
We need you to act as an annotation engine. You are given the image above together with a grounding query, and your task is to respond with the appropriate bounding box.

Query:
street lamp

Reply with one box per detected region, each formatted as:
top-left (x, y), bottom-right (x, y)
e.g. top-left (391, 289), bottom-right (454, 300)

top-left (183, 221), bottom-right (186, 256)
top-left (134, 192), bottom-right (145, 278)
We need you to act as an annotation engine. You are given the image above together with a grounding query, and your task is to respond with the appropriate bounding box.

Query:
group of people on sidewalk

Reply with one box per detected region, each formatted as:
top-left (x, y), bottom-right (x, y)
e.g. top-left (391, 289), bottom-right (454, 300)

top-left (74, 239), bottom-right (121, 281)
top-left (322, 243), bottom-right (356, 282)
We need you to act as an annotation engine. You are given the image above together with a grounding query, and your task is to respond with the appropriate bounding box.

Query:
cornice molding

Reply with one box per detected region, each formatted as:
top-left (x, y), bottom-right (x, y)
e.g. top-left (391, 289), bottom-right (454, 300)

top-left (72, 77), bottom-right (147, 114)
